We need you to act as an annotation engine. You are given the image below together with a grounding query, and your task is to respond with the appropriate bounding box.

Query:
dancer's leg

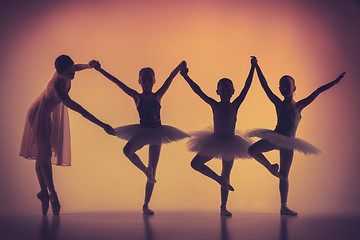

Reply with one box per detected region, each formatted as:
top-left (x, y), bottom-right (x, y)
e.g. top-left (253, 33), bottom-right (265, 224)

top-left (35, 161), bottom-right (48, 193)
top-left (143, 144), bottom-right (161, 215)
top-left (123, 140), bottom-right (147, 171)
top-left (35, 161), bottom-right (50, 215)
top-left (123, 140), bottom-right (156, 183)
top-left (37, 161), bottom-right (60, 215)
top-left (220, 159), bottom-right (234, 216)
top-left (279, 149), bottom-right (297, 216)
top-left (35, 122), bottom-right (55, 215)
top-left (191, 154), bottom-right (234, 191)
top-left (248, 140), bottom-right (280, 177)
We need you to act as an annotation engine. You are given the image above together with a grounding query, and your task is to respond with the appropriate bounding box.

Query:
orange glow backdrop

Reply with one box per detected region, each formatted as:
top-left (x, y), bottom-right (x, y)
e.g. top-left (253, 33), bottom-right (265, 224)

top-left (1, 0), bottom-right (359, 215)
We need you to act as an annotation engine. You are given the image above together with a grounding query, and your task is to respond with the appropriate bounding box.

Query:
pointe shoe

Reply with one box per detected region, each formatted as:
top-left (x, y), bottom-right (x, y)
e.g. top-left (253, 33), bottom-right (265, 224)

top-left (145, 167), bottom-right (156, 184)
top-left (37, 191), bottom-right (49, 215)
top-left (143, 205), bottom-right (155, 215)
top-left (280, 206), bottom-right (298, 216)
top-left (270, 163), bottom-right (281, 178)
top-left (219, 176), bottom-right (234, 191)
top-left (220, 208), bottom-right (232, 217)
top-left (49, 192), bottom-right (61, 216)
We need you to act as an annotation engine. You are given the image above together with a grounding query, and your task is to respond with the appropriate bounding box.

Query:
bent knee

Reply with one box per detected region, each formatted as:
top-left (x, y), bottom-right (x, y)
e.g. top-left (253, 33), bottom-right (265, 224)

top-left (191, 160), bottom-right (202, 171)
top-left (123, 144), bottom-right (134, 157)
top-left (248, 145), bottom-right (257, 156)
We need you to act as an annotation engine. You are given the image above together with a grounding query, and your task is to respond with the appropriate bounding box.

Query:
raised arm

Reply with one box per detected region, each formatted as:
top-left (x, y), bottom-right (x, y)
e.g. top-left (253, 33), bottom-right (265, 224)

top-left (297, 72), bottom-right (345, 111)
top-left (54, 79), bottom-right (115, 135)
top-left (89, 60), bottom-right (139, 98)
top-left (180, 63), bottom-right (216, 107)
top-left (155, 61), bottom-right (184, 100)
top-left (233, 57), bottom-right (256, 108)
top-left (255, 60), bottom-right (282, 106)
top-left (74, 64), bottom-right (91, 71)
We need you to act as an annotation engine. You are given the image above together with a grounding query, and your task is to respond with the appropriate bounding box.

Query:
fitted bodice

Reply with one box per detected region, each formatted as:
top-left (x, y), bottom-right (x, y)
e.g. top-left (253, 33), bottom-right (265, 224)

top-left (213, 102), bottom-right (237, 137)
top-left (137, 98), bottom-right (161, 127)
top-left (41, 74), bottom-right (71, 114)
top-left (274, 103), bottom-right (301, 137)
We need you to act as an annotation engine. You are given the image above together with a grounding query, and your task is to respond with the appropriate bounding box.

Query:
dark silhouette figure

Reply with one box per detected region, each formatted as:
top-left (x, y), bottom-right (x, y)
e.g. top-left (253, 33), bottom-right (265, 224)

top-left (39, 216), bottom-right (60, 240)
top-left (247, 57), bottom-right (345, 215)
top-left (19, 55), bottom-right (115, 215)
top-left (90, 60), bottom-right (189, 215)
top-left (180, 58), bottom-right (263, 216)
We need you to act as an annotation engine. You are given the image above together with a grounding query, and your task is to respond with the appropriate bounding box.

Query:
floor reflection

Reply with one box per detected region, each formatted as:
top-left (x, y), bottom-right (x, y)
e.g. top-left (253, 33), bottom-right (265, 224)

top-left (143, 215), bottom-right (155, 240)
top-left (38, 216), bottom-right (60, 240)
top-left (220, 216), bottom-right (231, 240)
top-left (1, 212), bottom-right (359, 240)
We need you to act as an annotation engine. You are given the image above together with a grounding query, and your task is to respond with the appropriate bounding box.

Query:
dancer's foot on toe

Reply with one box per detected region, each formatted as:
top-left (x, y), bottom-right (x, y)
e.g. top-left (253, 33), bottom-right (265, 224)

top-left (280, 206), bottom-right (298, 216)
top-left (143, 205), bottom-right (154, 215)
top-left (145, 167), bottom-right (156, 184)
top-left (37, 191), bottom-right (49, 215)
top-left (220, 207), bottom-right (232, 217)
top-left (269, 163), bottom-right (280, 178)
top-left (49, 192), bottom-right (61, 216)
top-left (219, 176), bottom-right (234, 191)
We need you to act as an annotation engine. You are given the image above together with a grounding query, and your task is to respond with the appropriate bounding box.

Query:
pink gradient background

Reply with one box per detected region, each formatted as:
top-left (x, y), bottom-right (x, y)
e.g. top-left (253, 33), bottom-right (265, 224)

top-left (0, 0), bottom-right (359, 215)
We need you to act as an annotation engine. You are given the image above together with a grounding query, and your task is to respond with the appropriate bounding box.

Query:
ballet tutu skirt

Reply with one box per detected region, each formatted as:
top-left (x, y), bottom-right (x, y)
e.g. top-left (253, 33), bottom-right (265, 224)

top-left (186, 128), bottom-right (253, 160)
top-left (114, 124), bottom-right (189, 145)
top-left (247, 128), bottom-right (320, 155)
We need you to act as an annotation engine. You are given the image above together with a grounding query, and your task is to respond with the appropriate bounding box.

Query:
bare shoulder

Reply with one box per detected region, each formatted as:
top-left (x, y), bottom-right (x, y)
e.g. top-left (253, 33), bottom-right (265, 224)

top-left (211, 99), bottom-right (221, 108)
top-left (295, 99), bottom-right (306, 111)
top-left (132, 92), bottom-right (142, 106)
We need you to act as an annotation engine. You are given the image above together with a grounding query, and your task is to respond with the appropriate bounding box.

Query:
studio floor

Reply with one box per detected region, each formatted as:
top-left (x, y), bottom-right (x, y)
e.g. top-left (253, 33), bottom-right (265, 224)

top-left (1, 211), bottom-right (359, 240)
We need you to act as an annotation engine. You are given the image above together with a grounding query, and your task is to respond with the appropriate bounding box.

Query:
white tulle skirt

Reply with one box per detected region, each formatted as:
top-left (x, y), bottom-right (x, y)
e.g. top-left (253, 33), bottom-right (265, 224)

top-left (247, 128), bottom-right (321, 155)
top-left (114, 124), bottom-right (189, 145)
top-left (186, 129), bottom-right (253, 160)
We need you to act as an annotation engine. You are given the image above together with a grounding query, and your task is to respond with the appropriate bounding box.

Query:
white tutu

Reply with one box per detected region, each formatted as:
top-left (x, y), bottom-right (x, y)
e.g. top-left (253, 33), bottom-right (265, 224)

top-left (187, 129), bottom-right (253, 160)
top-left (247, 128), bottom-right (321, 155)
top-left (115, 124), bottom-right (189, 145)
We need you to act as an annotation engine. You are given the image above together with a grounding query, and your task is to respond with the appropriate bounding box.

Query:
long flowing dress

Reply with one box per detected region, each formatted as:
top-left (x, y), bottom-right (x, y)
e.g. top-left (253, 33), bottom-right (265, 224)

top-left (19, 73), bottom-right (71, 166)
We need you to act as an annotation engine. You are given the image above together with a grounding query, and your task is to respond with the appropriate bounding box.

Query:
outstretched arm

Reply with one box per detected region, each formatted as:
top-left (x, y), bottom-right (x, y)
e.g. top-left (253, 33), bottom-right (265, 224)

top-left (255, 59), bottom-right (282, 106)
top-left (180, 63), bottom-right (216, 106)
top-left (297, 72), bottom-right (345, 111)
top-left (54, 79), bottom-right (115, 135)
top-left (155, 61), bottom-right (185, 100)
top-left (89, 60), bottom-right (139, 98)
top-left (74, 64), bottom-right (91, 71)
top-left (233, 57), bottom-right (256, 108)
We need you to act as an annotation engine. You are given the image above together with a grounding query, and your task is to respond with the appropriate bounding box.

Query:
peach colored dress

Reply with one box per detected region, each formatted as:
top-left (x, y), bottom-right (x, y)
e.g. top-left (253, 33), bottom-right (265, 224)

top-left (19, 73), bottom-right (71, 166)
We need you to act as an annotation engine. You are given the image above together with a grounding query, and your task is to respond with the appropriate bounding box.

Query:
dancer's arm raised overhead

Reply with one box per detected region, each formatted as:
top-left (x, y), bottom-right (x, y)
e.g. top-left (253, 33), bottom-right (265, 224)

top-left (90, 60), bottom-right (139, 98)
top-left (180, 62), bottom-right (217, 107)
top-left (74, 64), bottom-right (91, 71)
top-left (156, 61), bottom-right (186, 101)
top-left (54, 78), bottom-right (115, 135)
top-left (254, 59), bottom-right (282, 106)
top-left (233, 56), bottom-right (256, 108)
top-left (297, 72), bottom-right (345, 111)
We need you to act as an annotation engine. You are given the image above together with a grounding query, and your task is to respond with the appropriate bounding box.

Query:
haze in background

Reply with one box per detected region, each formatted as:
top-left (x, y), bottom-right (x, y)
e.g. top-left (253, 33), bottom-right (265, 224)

top-left (1, 0), bottom-right (359, 215)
